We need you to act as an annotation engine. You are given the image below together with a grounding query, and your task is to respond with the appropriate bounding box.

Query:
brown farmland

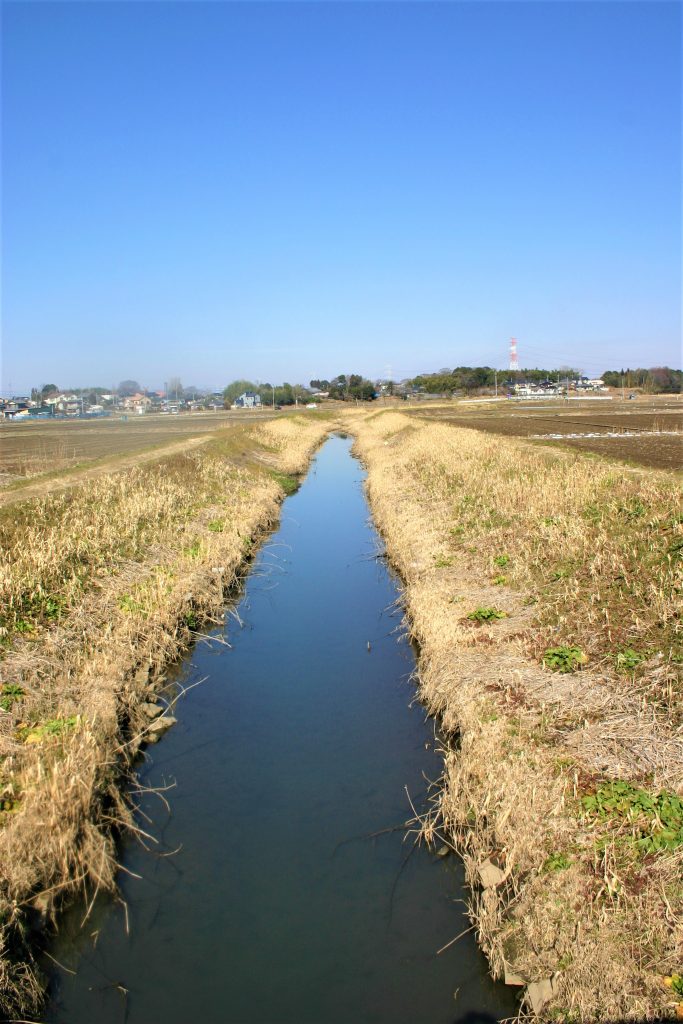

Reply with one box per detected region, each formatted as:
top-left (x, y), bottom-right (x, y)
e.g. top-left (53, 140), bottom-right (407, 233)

top-left (404, 395), bottom-right (682, 470)
top-left (0, 409), bottom-right (277, 481)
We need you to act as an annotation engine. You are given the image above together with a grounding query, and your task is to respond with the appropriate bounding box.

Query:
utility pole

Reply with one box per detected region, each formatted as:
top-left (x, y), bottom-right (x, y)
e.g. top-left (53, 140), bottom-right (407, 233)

top-left (494, 370), bottom-right (498, 398)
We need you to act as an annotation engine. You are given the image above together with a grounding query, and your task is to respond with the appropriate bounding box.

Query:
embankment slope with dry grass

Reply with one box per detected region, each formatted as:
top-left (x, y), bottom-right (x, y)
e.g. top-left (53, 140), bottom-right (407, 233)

top-left (0, 414), bottom-right (330, 1016)
top-left (350, 409), bottom-right (682, 1022)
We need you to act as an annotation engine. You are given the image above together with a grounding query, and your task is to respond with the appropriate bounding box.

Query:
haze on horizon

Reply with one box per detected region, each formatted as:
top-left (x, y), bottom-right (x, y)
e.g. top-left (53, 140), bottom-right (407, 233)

top-left (1, 1), bottom-right (681, 396)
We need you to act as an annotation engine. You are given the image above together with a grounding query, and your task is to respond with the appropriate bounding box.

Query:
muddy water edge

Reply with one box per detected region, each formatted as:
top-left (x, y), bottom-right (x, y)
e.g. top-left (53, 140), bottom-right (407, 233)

top-left (41, 435), bottom-right (517, 1024)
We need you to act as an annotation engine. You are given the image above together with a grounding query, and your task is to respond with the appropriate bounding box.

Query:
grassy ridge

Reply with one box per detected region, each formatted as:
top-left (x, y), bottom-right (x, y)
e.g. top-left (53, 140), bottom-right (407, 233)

top-left (351, 409), bottom-right (682, 1022)
top-left (0, 415), bottom-right (330, 1016)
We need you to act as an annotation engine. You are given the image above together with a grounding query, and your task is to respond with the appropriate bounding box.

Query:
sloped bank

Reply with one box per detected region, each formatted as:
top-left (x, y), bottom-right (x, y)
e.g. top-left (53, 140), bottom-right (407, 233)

top-left (350, 410), bottom-right (682, 1023)
top-left (0, 415), bottom-right (330, 1018)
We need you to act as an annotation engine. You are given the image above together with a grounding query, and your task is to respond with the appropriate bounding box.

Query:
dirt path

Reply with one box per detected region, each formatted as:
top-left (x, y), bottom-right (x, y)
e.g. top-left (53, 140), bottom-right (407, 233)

top-left (0, 435), bottom-right (209, 507)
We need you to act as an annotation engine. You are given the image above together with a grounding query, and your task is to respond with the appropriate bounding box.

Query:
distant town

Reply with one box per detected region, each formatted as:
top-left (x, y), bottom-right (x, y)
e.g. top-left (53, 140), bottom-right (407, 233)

top-left (1, 365), bottom-right (680, 420)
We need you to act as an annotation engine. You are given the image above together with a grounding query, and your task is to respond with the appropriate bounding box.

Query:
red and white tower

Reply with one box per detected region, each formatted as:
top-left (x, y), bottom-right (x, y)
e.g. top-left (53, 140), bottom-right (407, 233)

top-left (509, 336), bottom-right (519, 372)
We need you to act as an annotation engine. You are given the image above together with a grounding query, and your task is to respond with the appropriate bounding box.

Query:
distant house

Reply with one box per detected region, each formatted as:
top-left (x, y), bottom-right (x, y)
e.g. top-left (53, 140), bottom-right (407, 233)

top-left (122, 393), bottom-right (152, 412)
top-left (2, 403), bottom-right (30, 419)
top-left (233, 391), bottom-right (261, 409)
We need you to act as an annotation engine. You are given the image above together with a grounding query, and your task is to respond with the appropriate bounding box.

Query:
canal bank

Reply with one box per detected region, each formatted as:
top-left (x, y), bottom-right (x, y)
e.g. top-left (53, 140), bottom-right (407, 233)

top-left (0, 415), bottom-right (331, 1018)
top-left (42, 435), bottom-right (516, 1024)
top-left (350, 410), bottom-right (683, 1023)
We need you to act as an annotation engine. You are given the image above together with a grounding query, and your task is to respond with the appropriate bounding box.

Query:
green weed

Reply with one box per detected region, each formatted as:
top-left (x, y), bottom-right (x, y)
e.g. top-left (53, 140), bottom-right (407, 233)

top-left (208, 518), bottom-right (225, 533)
top-left (268, 470), bottom-right (299, 495)
top-left (543, 851), bottom-right (572, 872)
top-left (467, 607), bottom-right (507, 622)
top-left (670, 975), bottom-right (683, 997)
top-left (615, 648), bottom-right (645, 672)
top-left (543, 646), bottom-right (587, 673)
top-left (582, 780), bottom-right (683, 854)
top-left (493, 554), bottom-right (510, 568)
top-left (0, 685), bottom-right (24, 712)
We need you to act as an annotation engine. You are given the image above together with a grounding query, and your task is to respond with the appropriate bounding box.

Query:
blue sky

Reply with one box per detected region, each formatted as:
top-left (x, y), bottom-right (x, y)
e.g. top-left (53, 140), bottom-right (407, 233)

top-left (2, 1), bottom-right (680, 393)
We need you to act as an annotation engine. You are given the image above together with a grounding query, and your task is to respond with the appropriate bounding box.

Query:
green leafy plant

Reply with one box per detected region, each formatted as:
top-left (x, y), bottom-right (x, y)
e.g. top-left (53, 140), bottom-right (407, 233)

top-left (268, 470), bottom-right (298, 495)
top-left (543, 851), bottom-right (572, 872)
top-left (0, 685), bottom-right (25, 712)
top-left (184, 539), bottom-right (202, 558)
top-left (543, 646), bottom-right (587, 673)
top-left (493, 554), bottom-right (510, 568)
top-left (582, 780), bottom-right (683, 854)
top-left (549, 567), bottom-right (571, 581)
top-left (492, 575), bottom-right (508, 586)
top-left (467, 607), bottom-right (507, 622)
top-left (670, 975), bottom-right (683, 997)
top-left (208, 518), bottom-right (224, 533)
top-left (20, 716), bottom-right (79, 743)
top-left (183, 610), bottom-right (199, 629)
top-left (615, 648), bottom-right (645, 672)
top-left (118, 593), bottom-right (145, 614)
top-left (435, 556), bottom-right (453, 568)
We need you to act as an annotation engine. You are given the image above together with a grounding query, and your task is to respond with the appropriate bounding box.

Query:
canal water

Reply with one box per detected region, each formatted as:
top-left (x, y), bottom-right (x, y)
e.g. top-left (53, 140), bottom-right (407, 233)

top-left (43, 436), bottom-right (516, 1024)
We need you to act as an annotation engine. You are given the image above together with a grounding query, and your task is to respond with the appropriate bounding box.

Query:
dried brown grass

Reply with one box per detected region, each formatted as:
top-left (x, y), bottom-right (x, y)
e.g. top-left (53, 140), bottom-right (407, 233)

top-left (0, 415), bottom-right (330, 1016)
top-left (351, 409), bottom-right (683, 1022)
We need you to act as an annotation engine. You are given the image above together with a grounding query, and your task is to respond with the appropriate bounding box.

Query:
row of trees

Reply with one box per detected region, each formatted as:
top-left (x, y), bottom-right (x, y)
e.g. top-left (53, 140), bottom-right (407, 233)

top-left (411, 365), bottom-right (681, 395)
top-left (222, 374), bottom-right (378, 407)
top-left (409, 366), bottom-right (576, 395)
top-left (602, 367), bottom-right (682, 394)
top-left (310, 375), bottom-right (377, 400)
top-left (222, 380), bottom-right (312, 407)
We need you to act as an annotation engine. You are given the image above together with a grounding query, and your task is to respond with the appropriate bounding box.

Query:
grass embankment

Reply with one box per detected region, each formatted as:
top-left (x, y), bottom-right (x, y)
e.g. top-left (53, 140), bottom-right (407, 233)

top-left (351, 410), bottom-right (682, 1022)
top-left (0, 414), bottom-right (329, 1017)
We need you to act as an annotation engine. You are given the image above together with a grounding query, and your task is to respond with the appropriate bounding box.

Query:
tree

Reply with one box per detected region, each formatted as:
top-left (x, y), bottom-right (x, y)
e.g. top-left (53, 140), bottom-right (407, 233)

top-left (223, 380), bottom-right (258, 407)
top-left (648, 367), bottom-right (682, 394)
top-left (118, 379), bottom-right (141, 397)
top-left (167, 377), bottom-right (183, 400)
top-left (41, 383), bottom-right (59, 398)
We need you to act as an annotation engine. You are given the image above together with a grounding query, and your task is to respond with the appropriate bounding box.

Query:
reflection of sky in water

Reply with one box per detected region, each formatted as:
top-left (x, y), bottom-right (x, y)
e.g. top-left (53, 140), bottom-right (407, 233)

top-left (44, 437), bottom-right (517, 1024)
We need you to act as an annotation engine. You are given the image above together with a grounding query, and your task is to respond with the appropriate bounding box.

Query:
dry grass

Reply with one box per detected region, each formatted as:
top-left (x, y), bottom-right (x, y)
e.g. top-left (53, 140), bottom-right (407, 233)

top-left (254, 413), bottom-right (336, 475)
top-left (0, 415), bottom-right (330, 1017)
top-left (350, 408), bottom-right (683, 1022)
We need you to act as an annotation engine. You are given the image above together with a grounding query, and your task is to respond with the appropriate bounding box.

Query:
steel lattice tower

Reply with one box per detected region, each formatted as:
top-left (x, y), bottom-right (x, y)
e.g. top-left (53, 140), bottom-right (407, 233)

top-left (509, 337), bottom-right (519, 372)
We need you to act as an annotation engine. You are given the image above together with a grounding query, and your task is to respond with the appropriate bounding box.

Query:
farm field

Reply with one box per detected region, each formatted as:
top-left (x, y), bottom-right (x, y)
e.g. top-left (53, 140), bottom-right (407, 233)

top-left (405, 396), bottom-right (682, 470)
top-left (0, 409), bottom-right (277, 482)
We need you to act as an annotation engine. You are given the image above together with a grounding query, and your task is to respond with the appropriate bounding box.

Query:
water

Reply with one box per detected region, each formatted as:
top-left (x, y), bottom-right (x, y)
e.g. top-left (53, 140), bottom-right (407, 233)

top-left (43, 436), bottom-right (517, 1024)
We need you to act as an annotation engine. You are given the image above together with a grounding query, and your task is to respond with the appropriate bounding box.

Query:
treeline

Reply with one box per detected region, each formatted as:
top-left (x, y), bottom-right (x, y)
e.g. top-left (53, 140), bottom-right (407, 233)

top-left (602, 367), bottom-right (681, 394)
top-left (222, 380), bottom-right (310, 407)
top-left (412, 365), bottom-right (681, 395)
top-left (410, 366), bottom-right (571, 395)
top-left (309, 375), bottom-right (376, 400)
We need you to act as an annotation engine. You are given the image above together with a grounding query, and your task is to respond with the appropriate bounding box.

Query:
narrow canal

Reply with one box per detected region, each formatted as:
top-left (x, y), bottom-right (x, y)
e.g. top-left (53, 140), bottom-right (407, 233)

top-left (44, 436), bottom-right (516, 1024)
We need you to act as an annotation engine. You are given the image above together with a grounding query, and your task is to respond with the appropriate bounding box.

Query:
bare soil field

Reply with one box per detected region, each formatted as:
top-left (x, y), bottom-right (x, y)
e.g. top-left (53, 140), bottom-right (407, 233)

top-left (0, 409), bottom-right (276, 481)
top-left (405, 396), bottom-right (682, 470)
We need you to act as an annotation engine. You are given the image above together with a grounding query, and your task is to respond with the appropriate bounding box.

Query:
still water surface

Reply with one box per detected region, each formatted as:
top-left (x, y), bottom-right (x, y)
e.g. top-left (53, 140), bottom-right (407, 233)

top-left (44, 436), bottom-right (517, 1024)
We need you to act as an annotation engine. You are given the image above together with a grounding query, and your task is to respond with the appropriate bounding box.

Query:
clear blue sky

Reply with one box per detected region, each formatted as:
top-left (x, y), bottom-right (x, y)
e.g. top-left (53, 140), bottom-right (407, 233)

top-left (2, 1), bottom-right (681, 394)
